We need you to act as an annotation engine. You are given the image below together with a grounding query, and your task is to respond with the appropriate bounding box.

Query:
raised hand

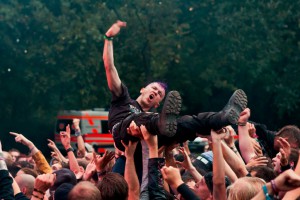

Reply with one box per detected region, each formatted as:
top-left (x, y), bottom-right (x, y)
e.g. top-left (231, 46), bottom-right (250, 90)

top-left (161, 166), bottom-right (184, 189)
top-left (140, 125), bottom-right (157, 148)
top-left (238, 108), bottom-right (251, 124)
top-left (121, 140), bottom-right (138, 159)
top-left (278, 137), bottom-right (291, 166)
top-left (10, 132), bottom-right (32, 147)
top-left (73, 118), bottom-right (80, 130)
top-left (47, 139), bottom-right (59, 151)
top-left (34, 173), bottom-right (56, 193)
top-left (127, 121), bottom-right (142, 139)
top-left (105, 20), bottom-right (127, 37)
top-left (83, 159), bottom-right (96, 181)
top-left (93, 150), bottom-right (115, 172)
top-left (246, 156), bottom-right (269, 168)
top-left (175, 147), bottom-right (193, 170)
top-left (60, 125), bottom-right (71, 149)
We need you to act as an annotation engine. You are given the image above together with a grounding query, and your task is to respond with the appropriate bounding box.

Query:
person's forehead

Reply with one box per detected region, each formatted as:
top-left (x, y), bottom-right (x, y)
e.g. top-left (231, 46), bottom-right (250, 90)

top-left (148, 82), bottom-right (165, 92)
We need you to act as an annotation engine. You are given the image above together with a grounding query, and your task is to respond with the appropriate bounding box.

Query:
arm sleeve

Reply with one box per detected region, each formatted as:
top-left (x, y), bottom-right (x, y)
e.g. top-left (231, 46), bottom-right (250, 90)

top-left (148, 158), bottom-right (167, 200)
top-left (0, 170), bottom-right (14, 200)
top-left (177, 183), bottom-right (201, 200)
top-left (32, 151), bottom-right (52, 174)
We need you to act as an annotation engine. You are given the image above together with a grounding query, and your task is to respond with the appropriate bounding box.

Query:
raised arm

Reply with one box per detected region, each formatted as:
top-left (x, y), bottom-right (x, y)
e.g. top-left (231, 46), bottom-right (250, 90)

top-left (9, 132), bottom-right (52, 174)
top-left (103, 20), bottom-right (127, 97)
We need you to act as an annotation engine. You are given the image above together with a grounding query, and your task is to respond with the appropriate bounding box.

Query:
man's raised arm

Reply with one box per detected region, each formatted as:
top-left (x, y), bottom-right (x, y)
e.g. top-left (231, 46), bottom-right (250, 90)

top-left (103, 20), bottom-right (127, 97)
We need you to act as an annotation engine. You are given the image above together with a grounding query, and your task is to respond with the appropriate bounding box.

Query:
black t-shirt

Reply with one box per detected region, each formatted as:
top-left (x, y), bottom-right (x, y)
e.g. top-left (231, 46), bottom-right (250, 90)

top-left (108, 83), bottom-right (143, 130)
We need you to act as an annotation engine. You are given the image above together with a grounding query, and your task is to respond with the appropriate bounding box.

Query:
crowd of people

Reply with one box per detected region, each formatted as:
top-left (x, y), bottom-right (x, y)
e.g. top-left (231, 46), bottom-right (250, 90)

top-left (1, 21), bottom-right (300, 200)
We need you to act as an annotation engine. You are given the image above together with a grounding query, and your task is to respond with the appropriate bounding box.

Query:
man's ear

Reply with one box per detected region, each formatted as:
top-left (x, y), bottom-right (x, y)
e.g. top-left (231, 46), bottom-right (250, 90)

top-left (140, 87), bottom-right (145, 94)
top-left (21, 187), bottom-right (27, 195)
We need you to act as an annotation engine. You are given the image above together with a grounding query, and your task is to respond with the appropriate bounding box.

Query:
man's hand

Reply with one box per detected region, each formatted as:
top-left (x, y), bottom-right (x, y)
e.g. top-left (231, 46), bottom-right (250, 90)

top-left (278, 137), bottom-right (291, 166)
top-left (223, 126), bottom-right (236, 147)
top-left (161, 166), bottom-right (184, 189)
top-left (106, 20), bottom-right (127, 37)
top-left (60, 125), bottom-right (71, 150)
top-left (93, 151), bottom-right (115, 172)
top-left (73, 118), bottom-right (80, 130)
top-left (238, 108), bottom-right (250, 124)
top-left (34, 173), bottom-right (56, 193)
top-left (140, 125), bottom-right (157, 148)
top-left (175, 147), bottom-right (193, 170)
top-left (121, 140), bottom-right (138, 159)
top-left (127, 121), bottom-right (142, 139)
top-left (83, 159), bottom-right (96, 181)
top-left (246, 156), bottom-right (269, 168)
top-left (47, 139), bottom-right (59, 151)
top-left (9, 132), bottom-right (34, 149)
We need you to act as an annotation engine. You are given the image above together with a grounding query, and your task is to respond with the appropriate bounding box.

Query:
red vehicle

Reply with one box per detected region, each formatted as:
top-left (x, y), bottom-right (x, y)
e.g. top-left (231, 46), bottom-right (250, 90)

top-left (54, 109), bottom-right (114, 153)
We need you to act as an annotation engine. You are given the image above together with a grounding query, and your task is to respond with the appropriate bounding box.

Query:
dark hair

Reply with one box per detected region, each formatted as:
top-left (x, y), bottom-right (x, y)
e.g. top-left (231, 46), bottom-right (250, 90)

top-left (248, 166), bottom-right (276, 182)
top-left (276, 125), bottom-right (300, 148)
top-left (97, 172), bottom-right (128, 200)
top-left (19, 167), bottom-right (39, 178)
top-left (204, 172), bottom-right (231, 194)
top-left (146, 81), bottom-right (168, 92)
top-left (290, 148), bottom-right (299, 167)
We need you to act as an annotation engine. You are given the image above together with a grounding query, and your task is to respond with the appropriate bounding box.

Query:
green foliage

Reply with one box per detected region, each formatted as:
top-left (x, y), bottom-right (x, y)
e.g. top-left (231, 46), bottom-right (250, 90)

top-left (1, 0), bottom-right (300, 152)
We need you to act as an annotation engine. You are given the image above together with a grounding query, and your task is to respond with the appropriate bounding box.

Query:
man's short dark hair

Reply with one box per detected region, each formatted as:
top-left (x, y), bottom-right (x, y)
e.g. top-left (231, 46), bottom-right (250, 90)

top-left (248, 166), bottom-right (276, 182)
top-left (276, 125), bottom-right (300, 148)
top-left (204, 172), bottom-right (231, 194)
top-left (146, 81), bottom-right (168, 92)
top-left (97, 172), bottom-right (128, 200)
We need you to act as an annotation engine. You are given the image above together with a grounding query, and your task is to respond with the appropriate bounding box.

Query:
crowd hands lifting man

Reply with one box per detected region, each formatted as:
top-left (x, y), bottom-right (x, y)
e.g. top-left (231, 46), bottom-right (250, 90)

top-left (1, 21), bottom-right (300, 200)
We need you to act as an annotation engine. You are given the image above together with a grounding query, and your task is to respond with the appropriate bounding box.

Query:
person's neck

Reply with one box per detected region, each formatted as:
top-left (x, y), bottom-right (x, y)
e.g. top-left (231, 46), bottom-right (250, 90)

top-left (136, 97), bottom-right (151, 112)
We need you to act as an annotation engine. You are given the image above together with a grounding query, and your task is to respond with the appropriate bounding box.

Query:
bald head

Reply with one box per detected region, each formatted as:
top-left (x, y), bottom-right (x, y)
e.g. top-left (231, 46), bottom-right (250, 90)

top-left (15, 174), bottom-right (35, 198)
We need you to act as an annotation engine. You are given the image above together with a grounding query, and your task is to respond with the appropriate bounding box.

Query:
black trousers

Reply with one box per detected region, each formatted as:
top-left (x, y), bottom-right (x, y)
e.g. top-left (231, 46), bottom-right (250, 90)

top-left (112, 112), bottom-right (220, 151)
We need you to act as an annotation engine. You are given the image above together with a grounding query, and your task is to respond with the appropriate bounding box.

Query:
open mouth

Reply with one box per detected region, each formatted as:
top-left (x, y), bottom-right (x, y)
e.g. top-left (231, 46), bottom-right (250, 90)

top-left (149, 94), bottom-right (154, 100)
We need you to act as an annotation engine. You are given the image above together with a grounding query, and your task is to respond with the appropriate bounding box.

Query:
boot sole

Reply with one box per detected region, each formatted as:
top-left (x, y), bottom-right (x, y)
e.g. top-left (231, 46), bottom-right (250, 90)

top-left (159, 91), bottom-right (182, 137)
top-left (224, 89), bottom-right (248, 125)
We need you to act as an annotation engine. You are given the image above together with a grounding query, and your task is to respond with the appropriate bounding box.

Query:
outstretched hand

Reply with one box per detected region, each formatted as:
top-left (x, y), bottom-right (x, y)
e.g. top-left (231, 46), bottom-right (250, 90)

top-left (106, 20), bottom-right (127, 37)
top-left (10, 132), bottom-right (34, 148)
top-left (93, 150), bottom-right (115, 172)
top-left (60, 125), bottom-right (71, 149)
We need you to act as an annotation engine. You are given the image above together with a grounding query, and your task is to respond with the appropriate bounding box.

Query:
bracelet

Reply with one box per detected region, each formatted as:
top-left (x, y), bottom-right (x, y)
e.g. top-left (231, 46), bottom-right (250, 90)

top-left (75, 130), bottom-right (82, 137)
top-left (237, 122), bottom-right (247, 126)
top-left (103, 34), bottom-right (113, 41)
top-left (66, 147), bottom-right (74, 153)
top-left (32, 193), bottom-right (43, 200)
top-left (33, 188), bottom-right (45, 195)
top-left (271, 180), bottom-right (279, 194)
top-left (262, 185), bottom-right (272, 200)
top-left (0, 157), bottom-right (5, 161)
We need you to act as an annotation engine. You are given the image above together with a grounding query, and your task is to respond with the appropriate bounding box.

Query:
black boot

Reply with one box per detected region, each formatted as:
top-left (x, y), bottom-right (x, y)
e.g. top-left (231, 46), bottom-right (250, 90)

top-left (157, 90), bottom-right (182, 137)
top-left (207, 89), bottom-right (248, 131)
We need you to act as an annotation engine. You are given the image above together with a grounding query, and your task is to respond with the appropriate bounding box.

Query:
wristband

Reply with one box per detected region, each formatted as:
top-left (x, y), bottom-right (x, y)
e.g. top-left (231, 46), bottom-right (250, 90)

top-left (237, 122), bottom-right (247, 126)
top-left (103, 34), bottom-right (113, 41)
top-left (230, 146), bottom-right (238, 153)
top-left (75, 130), bottom-right (82, 137)
top-left (32, 193), bottom-right (43, 200)
top-left (33, 188), bottom-right (45, 195)
top-left (262, 185), bottom-right (272, 200)
top-left (66, 147), bottom-right (74, 153)
top-left (0, 157), bottom-right (5, 161)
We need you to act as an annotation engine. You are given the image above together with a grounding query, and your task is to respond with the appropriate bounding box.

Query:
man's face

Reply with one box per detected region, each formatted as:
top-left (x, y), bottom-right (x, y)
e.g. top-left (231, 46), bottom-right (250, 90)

top-left (189, 177), bottom-right (212, 200)
top-left (140, 82), bottom-right (165, 108)
top-left (10, 151), bottom-right (20, 162)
